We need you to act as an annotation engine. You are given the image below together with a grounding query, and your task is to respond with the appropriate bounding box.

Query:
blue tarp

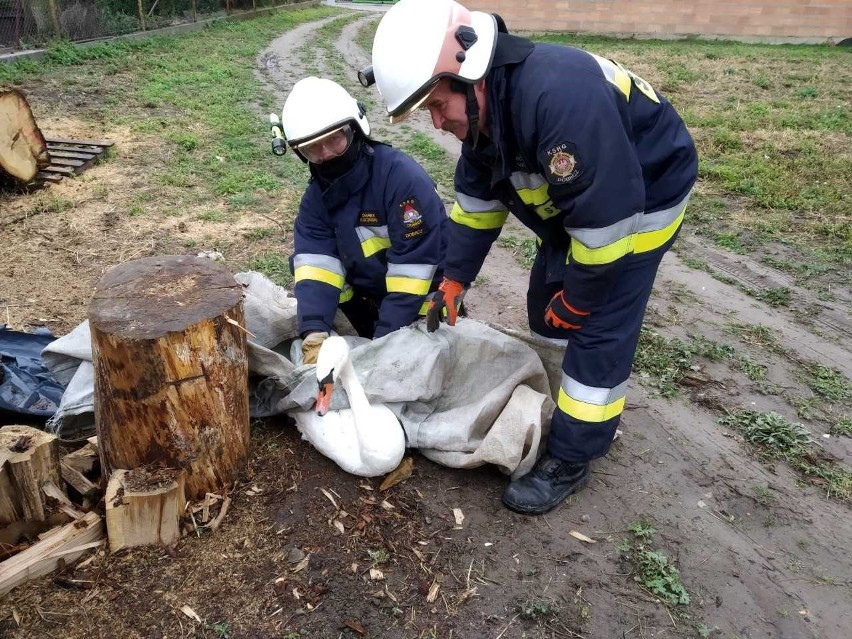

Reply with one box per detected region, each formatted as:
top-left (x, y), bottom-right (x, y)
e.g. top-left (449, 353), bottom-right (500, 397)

top-left (0, 325), bottom-right (64, 420)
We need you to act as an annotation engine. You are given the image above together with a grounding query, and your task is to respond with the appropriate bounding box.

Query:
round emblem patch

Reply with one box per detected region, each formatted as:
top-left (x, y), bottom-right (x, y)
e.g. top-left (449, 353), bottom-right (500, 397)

top-left (549, 151), bottom-right (576, 179)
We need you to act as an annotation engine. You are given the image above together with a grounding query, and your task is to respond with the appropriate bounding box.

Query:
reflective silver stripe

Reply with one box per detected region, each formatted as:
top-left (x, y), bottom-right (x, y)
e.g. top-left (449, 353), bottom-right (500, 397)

top-left (509, 171), bottom-right (547, 192)
top-left (638, 191), bottom-right (691, 233)
top-left (561, 373), bottom-right (628, 405)
top-left (566, 191), bottom-right (692, 249)
top-left (590, 53), bottom-right (620, 86)
top-left (387, 263), bottom-right (437, 280)
top-left (456, 192), bottom-right (508, 213)
top-left (567, 213), bottom-right (642, 249)
top-left (293, 253), bottom-right (344, 275)
top-left (355, 225), bottom-right (389, 242)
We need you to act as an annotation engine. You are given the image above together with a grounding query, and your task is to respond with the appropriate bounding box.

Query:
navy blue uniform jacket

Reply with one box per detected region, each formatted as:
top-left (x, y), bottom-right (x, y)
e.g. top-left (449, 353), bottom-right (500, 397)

top-left (293, 142), bottom-right (447, 338)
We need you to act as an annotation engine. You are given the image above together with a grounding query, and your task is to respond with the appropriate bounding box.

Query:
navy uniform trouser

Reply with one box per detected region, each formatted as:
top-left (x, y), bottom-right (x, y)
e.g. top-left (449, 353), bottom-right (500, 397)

top-left (527, 240), bottom-right (673, 464)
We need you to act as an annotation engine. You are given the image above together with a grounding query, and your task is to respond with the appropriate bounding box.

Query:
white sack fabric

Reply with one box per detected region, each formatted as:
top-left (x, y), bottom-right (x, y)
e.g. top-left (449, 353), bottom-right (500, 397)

top-left (42, 272), bottom-right (554, 478)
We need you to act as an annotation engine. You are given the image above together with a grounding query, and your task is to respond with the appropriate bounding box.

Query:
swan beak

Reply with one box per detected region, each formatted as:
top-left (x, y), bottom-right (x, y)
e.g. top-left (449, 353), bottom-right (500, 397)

top-left (316, 370), bottom-right (334, 416)
top-left (316, 383), bottom-right (334, 415)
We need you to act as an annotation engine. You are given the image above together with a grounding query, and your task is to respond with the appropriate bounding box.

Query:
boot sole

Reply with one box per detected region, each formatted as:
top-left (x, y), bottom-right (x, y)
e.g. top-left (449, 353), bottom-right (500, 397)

top-left (501, 467), bottom-right (591, 516)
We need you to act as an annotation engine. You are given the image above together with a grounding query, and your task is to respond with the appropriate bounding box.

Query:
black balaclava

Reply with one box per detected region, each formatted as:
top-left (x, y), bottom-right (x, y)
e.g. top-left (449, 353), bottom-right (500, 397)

top-left (311, 132), bottom-right (366, 185)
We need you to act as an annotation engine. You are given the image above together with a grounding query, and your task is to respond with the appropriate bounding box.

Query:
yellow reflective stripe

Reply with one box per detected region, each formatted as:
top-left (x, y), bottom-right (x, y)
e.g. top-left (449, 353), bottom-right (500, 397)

top-left (570, 235), bottom-right (634, 266)
top-left (294, 265), bottom-right (345, 289)
top-left (417, 300), bottom-right (431, 316)
top-left (516, 182), bottom-right (550, 207)
top-left (634, 210), bottom-right (684, 254)
top-left (557, 388), bottom-right (625, 422)
top-left (339, 288), bottom-right (354, 303)
top-left (614, 67), bottom-right (632, 100)
top-left (570, 209), bottom-right (685, 265)
top-left (361, 236), bottom-right (392, 257)
top-left (386, 276), bottom-right (431, 296)
top-left (450, 202), bottom-right (509, 230)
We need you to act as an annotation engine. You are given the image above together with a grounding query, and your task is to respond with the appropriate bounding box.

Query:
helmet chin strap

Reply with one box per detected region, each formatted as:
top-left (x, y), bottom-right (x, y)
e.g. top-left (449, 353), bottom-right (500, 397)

top-left (464, 83), bottom-right (480, 147)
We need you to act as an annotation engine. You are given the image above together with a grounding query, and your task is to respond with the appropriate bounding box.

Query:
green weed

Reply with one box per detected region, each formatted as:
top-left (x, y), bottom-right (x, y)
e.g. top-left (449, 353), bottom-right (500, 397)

top-left (719, 409), bottom-right (811, 458)
top-left (498, 235), bottom-right (538, 268)
top-left (830, 417), bottom-right (852, 437)
top-left (516, 598), bottom-right (560, 620)
top-left (621, 520), bottom-right (690, 606)
top-left (798, 364), bottom-right (851, 401)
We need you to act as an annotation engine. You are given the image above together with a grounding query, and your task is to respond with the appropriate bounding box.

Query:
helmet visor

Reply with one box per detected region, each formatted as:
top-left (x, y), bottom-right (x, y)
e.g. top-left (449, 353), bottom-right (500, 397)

top-left (294, 124), bottom-right (355, 164)
top-left (389, 80), bottom-right (440, 124)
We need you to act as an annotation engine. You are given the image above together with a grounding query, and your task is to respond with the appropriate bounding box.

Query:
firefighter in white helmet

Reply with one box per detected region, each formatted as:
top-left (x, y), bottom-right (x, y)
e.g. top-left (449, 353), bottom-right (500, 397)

top-left (369, 0), bottom-right (698, 515)
top-left (280, 77), bottom-right (447, 364)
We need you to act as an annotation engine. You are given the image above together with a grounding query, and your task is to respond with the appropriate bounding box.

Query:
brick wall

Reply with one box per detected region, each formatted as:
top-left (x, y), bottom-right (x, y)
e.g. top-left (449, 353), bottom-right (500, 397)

top-left (465, 1), bottom-right (852, 42)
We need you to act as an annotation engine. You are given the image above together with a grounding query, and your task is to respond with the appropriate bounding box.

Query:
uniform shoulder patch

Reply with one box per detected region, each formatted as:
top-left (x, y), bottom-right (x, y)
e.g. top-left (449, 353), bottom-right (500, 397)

top-left (399, 197), bottom-right (423, 229)
top-left (541, 141), bottom-right (581, 185)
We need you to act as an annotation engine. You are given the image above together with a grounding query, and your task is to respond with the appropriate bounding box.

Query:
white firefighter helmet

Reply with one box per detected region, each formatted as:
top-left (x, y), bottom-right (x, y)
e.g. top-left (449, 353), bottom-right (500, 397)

top-left (371, 0), bottom-right (497, 123)
top-left (281, 77), bottom-right (370, 148)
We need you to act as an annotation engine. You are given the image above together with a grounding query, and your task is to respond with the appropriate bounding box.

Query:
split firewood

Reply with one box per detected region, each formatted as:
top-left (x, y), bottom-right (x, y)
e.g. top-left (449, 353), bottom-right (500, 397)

top-left (0, 425), bottom-right (62, 524)
top-left (0, 511), bottom-right (104, 596)
top-left (0, 88), bottom-right (50, 183)
top-left (105, 467), bottom-right (186, 552)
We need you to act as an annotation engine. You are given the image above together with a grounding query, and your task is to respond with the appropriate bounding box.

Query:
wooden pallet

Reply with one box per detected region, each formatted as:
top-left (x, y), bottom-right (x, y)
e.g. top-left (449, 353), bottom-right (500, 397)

top-left (35, 138), bottom-right (114, 183)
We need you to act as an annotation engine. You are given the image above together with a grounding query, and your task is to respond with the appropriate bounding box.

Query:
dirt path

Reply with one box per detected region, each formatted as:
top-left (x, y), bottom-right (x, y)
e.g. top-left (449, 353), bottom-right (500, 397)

top-left (1, 11), bottom-right (849, 639)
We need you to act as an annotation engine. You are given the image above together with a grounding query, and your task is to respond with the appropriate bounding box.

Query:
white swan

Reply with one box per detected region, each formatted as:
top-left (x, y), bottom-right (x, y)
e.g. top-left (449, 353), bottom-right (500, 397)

top-left (292, 336), bottom-right (406, 477)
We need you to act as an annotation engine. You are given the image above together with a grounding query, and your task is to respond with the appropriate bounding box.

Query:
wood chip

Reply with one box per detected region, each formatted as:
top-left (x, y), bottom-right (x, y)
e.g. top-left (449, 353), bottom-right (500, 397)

top-left (380, 500), bottom-right (395, 511)
top-left (292, 555), bottom-right (310, 573)
top-left (379, 456), bottom-right (414, 491)
top-left (332, 520), bottom-right (345, 535)
top-left (369, 568), bottom-right (384, 580)
top-left (426, 581), bottom-right (440, 602)
top-left (453, 508), bottom-right (464, 526)
top-left (180, 605), bottom-right (201, 623)
top-left (343, 619), bottom-right (366, 635)
top-left (320, 488), bottom-right (339, 510)
top-left (569, 530), bottom-right (597, 544)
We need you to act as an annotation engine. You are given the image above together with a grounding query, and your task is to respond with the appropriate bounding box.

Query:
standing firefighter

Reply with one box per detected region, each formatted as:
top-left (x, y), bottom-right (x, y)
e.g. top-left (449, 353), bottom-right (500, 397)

top-left (368, 0), bottom-right (698, 515)
top-left (279, 77), bottom-right (447, 363)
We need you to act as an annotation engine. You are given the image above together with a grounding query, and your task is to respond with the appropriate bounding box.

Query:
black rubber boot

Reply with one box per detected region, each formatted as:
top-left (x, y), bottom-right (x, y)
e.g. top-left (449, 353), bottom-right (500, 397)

top-left (501, 453), bottom-right (590, 515)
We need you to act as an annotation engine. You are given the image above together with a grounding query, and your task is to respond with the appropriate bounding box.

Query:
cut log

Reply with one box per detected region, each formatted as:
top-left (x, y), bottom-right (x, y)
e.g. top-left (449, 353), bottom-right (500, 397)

top-left (0, 511), bottom-right (104, 596)
top-left (105, 467), bottom-right (186, 552)
top-left (0, 425), bottom-right (62, 524)
top-left (89, 255), bottom-right (250, 500)
top-left (0, 88), bottom-right (50, 182)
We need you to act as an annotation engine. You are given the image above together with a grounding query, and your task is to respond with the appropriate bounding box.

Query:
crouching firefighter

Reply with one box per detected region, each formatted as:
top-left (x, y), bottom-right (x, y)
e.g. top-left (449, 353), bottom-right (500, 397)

top-left (368, 0), bottom-right (699, 515)
top-left (275, 77), bottom-right (447, 364)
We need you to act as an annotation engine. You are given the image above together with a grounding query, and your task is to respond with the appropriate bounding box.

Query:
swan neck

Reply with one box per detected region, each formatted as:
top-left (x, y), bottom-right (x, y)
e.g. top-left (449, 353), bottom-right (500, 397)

top-left (340, 358), bottom-right (370, 414)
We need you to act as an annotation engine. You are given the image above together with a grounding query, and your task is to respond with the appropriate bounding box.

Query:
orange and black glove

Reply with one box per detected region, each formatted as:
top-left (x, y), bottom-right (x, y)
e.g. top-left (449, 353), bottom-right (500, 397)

top-left (426, 277), bottom-right (465, 333)
top-left (544, 291), bottom-right (590, 331)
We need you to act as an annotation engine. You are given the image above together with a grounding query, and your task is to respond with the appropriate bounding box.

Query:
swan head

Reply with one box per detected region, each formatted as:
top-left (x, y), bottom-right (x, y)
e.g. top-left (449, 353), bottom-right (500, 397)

top-left (314, 335), bottom-right (351, 416)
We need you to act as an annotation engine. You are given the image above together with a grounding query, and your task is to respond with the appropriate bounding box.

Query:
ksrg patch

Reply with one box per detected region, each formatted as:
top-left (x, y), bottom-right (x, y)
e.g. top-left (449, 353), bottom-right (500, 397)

top-left (542, 142), bottom-right (581, 184)
top-left (399, 197), bottom-right (423, 228)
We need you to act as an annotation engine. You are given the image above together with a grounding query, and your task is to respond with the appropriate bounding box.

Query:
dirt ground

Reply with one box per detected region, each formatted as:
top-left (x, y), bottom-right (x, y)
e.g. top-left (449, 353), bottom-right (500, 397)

top-left (1, 10), bottom-right (851, 639)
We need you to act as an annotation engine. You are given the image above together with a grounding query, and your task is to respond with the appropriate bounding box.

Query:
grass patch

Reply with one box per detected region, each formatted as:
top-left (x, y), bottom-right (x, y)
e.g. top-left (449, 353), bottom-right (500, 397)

top-left (620, 519), bottom-right (690, 606)
top-left (248, 252), bottom-right (292, 288)
top-left (497, 235), bottom-right (538, 269)
top-left (830, 417), bottom-right (852, 438)
top-left (720, 409), bottom-right (852, 500)
top-left (798, 363), bottom-right (851, 401)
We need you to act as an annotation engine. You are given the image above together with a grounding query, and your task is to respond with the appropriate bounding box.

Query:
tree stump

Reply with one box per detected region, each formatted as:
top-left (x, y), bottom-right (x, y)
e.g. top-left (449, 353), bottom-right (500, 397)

top-left (105, 468), bottom-right (186, 551)
top-left (0, 425), bottom-right (62, 525)
top-left (89, 255), bottom-right (250, 500)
